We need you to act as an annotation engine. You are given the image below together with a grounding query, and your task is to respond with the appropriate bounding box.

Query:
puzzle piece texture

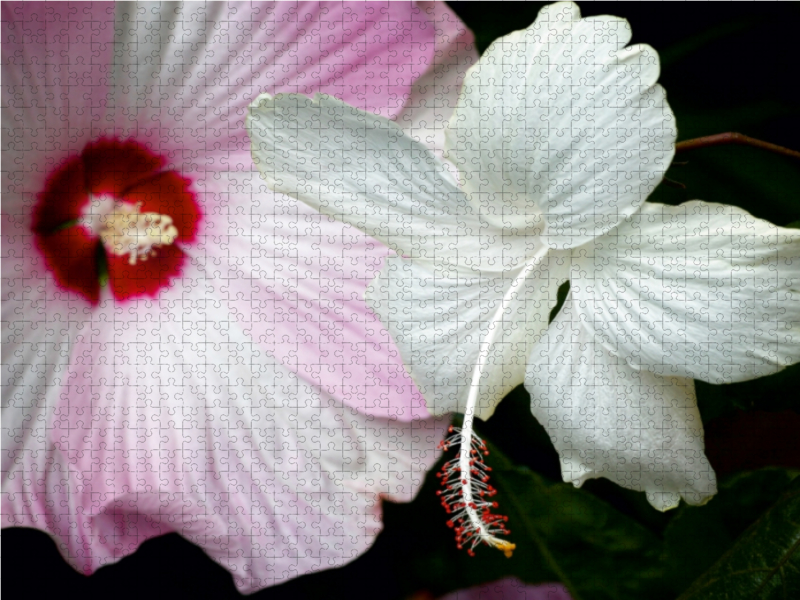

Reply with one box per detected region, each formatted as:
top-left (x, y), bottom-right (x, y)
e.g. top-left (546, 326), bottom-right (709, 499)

top-left (1, 1), bottom-right (474, 592)
top-left (5, 1), bottom-right (800, 595)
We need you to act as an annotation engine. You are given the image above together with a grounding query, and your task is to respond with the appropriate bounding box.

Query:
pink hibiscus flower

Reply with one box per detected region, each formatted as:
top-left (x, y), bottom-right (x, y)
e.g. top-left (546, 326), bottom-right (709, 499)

top-left (439, 578), bottom-right (571, 600)
top-left (1, 1), bottom-right (475, 593)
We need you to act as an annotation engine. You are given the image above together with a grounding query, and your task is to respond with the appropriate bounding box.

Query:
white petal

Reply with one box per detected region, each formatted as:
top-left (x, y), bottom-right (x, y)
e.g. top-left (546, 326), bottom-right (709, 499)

top-left (444, 1), bottom-right (674, 249)
top-left (526, 299), bottom-right (717, 510)
top-left (248, 93), bottom-right (536, 272)
top-left (367, 253), bottom-right (564, 419)
top-left (571, 201), bottom-right (800, 384)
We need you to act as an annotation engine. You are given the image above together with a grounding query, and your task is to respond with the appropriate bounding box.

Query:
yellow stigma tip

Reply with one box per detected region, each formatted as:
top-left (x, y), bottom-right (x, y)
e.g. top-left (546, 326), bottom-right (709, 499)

top-left (493, 540), bottom-right (515, 558)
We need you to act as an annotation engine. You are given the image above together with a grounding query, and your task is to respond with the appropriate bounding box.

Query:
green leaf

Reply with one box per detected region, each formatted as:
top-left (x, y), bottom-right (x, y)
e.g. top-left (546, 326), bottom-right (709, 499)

top-left (695, 364), bottom-right (800, 423)
top-left (493, 468), bottom-right (667, 600)
top-left (658, 17), bottom-right (755, 69)
top-left (677, 474), bottom-right (800, 599)
top-left (548, 280), bottom-right (570, 325)
top-left (481, 385), bottom-right (561, 479)
top-left (665, 469), bottom-right (799, 596)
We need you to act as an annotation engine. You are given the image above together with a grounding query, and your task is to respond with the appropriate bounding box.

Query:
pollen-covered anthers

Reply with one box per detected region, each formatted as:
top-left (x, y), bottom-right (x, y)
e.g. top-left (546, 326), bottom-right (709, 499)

top-left (99, 202), bottom-right (179, 265)
top-left (436, 425), bottom-right (515, 558)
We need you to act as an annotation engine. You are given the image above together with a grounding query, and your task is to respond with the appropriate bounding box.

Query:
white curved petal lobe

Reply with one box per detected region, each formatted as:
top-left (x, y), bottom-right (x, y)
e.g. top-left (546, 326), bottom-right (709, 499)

top-left (249, 93), bottom-right (468, 259)
top-left (248, 93), bottom-right (537, 273)
top-left (445, 1), bottom-right (674, 249)
top-left (367, 254), bottom-right (559, 419)
top-left (571, 201), bottom-right (800, 384)
top-left (526, 299), bottom-right (717, 510)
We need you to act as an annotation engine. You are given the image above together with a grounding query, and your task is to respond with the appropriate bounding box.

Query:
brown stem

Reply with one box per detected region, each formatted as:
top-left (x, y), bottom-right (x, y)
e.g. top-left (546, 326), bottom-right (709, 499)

top-left (663, 176), bottom-right (686, 189)
top-left (675, 132), bottom-right (800, 160)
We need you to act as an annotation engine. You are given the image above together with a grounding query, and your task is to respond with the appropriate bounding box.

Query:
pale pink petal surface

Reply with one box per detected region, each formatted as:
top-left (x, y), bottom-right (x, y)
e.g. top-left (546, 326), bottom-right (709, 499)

top-left (2, 1), bottom-right (476, 592)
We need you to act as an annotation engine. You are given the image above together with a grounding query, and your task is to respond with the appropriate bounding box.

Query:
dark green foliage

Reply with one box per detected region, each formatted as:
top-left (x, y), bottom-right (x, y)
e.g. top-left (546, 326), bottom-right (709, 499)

top-left (372, 414), bottom-right (800, 600)
top-left (665, 469), bottom-right (799, 597)
top-left (379, 415), bottom-right (669, 600)
top-left (677, 476), bottom-right (800, 599)
top-left (696, 365), bottom-right (800, 423)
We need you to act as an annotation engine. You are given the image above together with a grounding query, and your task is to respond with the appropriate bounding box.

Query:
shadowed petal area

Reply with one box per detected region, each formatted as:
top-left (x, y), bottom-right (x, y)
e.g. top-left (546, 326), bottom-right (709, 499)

top-left (35, 227), bottom-right (100, 305)
top-left (82, 138), bottom-right (165, 197)
top-left (122, 171), bottom-right (201, 243)
top-left (107, 244), bottom-right (185, 302)
top-left (570, 201), bottom-right (800, 384)
top-left (445, 2), bottom-right (674, 250)
top-left (31, 156), bottom-right (88, 232)
top-left (526, 299), bottom-right (717, 511)
top-left (366, 253), bottom-right (558, 419)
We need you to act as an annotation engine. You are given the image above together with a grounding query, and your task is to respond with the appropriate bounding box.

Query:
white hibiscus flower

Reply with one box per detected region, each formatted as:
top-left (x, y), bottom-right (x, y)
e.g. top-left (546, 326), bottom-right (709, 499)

top-left (1, 1), bottom-right (476, 592)
top-left (247, 0), bottom-right (800, 551)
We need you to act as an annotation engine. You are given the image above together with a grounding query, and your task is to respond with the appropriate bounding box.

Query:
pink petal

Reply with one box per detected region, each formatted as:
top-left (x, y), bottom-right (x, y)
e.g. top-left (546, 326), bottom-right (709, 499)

top-left (1, 2), bottom-right (115, 215)
top-left (107, 1), bottom-right (457, 165)
top-left (440, 578), bottom-right (572, 600)
top-left (2, 2), bottom-right (476, 593)
top-left (2, 265), bottom-right (449, 591)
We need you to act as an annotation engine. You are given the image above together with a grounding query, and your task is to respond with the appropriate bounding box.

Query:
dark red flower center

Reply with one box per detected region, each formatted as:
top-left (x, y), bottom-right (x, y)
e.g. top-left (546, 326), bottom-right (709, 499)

top-left (32, 139), bottom-right (201, 305)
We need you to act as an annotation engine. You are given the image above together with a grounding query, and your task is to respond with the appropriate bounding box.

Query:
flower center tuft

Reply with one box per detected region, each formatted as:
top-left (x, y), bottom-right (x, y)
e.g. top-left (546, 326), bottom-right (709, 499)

top-left (32, 138), bottom-right (201, 304)
top-left (96, 201), bottom-right (179, 265)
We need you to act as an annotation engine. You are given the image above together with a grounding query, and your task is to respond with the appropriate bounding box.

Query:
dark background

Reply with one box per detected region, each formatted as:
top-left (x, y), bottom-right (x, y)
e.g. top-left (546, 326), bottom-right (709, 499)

top-left (4, 3), bottom-right (799, 599)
